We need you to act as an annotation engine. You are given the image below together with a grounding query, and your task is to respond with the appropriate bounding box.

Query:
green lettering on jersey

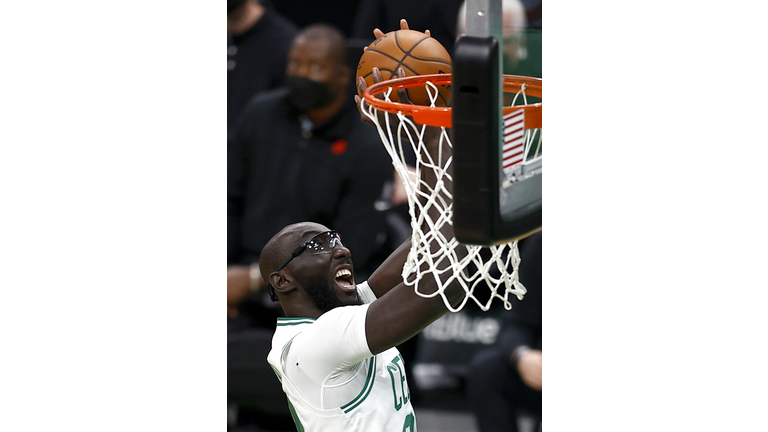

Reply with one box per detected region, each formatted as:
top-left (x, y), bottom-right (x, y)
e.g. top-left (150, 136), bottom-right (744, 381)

top-left (387, 354), bottom-right (411, 411)
top-left (392, 355), bottom-right (410, 405)
top-left (386, 364), bottom-right (403, 410)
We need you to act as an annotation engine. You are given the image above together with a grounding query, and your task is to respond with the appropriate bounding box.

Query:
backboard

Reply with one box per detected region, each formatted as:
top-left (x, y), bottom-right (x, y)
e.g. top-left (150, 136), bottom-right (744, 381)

top-left (452, 0), bottom-right (542, 245)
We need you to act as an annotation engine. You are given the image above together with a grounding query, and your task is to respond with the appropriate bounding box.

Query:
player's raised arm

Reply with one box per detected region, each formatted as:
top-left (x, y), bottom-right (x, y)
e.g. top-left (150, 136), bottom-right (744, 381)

top-left (349, 20), bottom-right (460, 354)
top-left (363, 115), bottom-right (463, 355)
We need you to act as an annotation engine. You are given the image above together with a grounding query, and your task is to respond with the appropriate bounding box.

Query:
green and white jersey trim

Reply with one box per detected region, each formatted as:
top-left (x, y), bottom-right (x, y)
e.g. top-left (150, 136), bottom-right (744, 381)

top-left (340, 357), bottom-right (376, 413)
top-left (266, 282), bottom-right (417, 431)
top-left (276, 317), bottom-right (317, 326)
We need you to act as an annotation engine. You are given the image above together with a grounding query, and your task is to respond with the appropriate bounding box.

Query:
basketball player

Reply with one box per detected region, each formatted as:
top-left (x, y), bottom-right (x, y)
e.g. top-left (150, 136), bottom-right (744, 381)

top-left (262, 22), bottom-right (460, 431)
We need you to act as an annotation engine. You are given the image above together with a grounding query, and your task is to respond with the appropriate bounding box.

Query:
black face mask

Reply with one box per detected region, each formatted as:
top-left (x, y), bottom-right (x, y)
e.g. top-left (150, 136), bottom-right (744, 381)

top-left (287, 76), bottom-right (335, 112)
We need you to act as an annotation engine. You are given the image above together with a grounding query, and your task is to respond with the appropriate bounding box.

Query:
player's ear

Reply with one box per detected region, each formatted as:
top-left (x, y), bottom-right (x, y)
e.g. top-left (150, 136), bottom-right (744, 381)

top-left (270, 271), bottom-right (294, 294)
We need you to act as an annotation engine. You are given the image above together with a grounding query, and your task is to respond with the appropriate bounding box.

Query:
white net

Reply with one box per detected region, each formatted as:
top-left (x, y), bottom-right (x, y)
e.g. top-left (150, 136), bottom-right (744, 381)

top-left (360, 81), bottom-right (528, 312)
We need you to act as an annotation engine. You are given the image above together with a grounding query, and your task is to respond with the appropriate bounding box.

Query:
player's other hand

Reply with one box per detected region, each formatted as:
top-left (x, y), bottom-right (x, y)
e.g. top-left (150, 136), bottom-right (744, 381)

top-left (372, 19), bottom-right (431, 40)
top-left (354, 19), bottom-right (442, 141)
top-left (354, 66), bottom-right (411, 125)
top-left (355, 18), bottom-right (432, 114)
top-left (516, 349), bottom-right (543, 391)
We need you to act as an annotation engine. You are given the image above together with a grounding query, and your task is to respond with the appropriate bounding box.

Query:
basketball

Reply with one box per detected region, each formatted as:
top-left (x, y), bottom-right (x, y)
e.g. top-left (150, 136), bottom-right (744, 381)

top-left (357, 29), bottom-right (452, 107)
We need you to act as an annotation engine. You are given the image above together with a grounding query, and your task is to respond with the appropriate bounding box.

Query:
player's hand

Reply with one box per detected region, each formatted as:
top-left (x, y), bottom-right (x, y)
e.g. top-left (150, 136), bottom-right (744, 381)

top-left (371, 19), bottom-right (431, 40)
top-left (355, 65), bottom-right (444, 148)
top-left (355, 19), bottom-right (443, 142)
top-left (516, 349), bottom-right (543, 391)
top-left (356, 17), bottom-right (432, 112)
top-left (354, 66), bottom-right (411, 126)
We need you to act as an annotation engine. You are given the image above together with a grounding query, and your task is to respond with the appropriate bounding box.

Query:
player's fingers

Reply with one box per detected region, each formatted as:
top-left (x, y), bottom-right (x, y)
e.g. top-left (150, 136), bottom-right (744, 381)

top-left (372, 67), bottom-right (383, 83)
top-left (372, 67), bottom-right (388, 100)
top-left (396, 67), bottom-right (411, 104)
top-left (354, 95), bottom-right (376, 127)
top-left (354, 94), bottom-right (365, 111)
top-left (357, 76), bottom-right (368, 95)
top-left (373, 28), bottom-right (384, 39)
top-left (359, 92), bottom-right (391, 126)
top-left (359, 76), bottom-right (385, 104)
top-left (399, 18), bottom-right (429, 36)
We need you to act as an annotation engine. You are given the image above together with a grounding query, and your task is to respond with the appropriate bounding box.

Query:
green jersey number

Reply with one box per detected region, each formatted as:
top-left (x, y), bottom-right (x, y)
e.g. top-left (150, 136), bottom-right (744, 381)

top-left (402, 412), bottom-right (415, 432)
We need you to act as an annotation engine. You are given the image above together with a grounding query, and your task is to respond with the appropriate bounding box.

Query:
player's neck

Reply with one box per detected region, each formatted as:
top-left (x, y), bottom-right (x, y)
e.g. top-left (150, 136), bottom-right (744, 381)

top-left (285, 309), bottom-right (323, 320)
top-left (282, 300), bottom-right (324, 320)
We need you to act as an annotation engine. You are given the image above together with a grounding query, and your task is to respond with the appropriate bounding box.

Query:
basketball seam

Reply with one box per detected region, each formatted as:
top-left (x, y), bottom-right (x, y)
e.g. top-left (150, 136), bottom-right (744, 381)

top-left (394, 36), bottom-right (451, 68)
top-left (393, 32), bottom-right (450, 105)
top-left (394, 32), bottom-right (432, 76)
top-left (361, 68), bottom-right (398, 80)
top-left (363, 38), bottom-right (451, 74)
top-left (403, 57), bottom-right (451, 66)
top-left (397, 38), bottom-right (452, 66)
top-left (362, 32), bottom-right (451, 106)
top-left (361, 49), bottom-right (420, 77)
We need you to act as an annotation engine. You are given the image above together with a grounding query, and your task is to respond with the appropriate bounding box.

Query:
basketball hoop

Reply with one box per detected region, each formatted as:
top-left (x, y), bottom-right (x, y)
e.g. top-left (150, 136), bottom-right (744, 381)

top-left (362, 74), bottom-right (541, 128)
top-left (359, 74), bottom-right (542, 312)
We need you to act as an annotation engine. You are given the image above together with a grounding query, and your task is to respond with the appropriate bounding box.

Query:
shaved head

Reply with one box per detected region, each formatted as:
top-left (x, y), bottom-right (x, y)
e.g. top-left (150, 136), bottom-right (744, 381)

top-left (260, 222), bottom-right (329, 282)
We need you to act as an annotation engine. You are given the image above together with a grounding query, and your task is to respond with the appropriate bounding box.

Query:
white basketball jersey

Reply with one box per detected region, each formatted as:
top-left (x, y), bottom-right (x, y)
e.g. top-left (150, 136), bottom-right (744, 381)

top-left (267, 282), bottom-right (416, 432)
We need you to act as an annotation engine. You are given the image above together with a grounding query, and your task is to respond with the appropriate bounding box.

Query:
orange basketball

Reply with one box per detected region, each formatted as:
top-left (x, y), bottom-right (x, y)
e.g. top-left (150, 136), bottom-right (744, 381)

top-left (357, 29), bottom-right (452, 107)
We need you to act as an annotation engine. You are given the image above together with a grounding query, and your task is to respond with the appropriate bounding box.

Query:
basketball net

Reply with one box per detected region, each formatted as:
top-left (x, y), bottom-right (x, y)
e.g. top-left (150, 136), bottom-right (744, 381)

top-left (360, 80), bottom-right (534, 312)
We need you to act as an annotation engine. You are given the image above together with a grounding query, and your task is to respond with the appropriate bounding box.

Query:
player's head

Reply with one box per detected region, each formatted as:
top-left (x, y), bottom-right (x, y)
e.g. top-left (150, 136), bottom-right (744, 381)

top-left (261, 222), bottom-right (362, 315)
top-left (456, 0), bottom-right (528, 73)
top-left (285, 24), bottom-right (351, 112)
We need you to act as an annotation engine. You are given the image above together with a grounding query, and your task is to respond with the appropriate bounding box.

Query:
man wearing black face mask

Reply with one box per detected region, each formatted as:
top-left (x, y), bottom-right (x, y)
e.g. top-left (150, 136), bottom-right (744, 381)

top-left (281, 26), bottom-right (352, 130)
top-left (228, 23), bottom-right (393, 328)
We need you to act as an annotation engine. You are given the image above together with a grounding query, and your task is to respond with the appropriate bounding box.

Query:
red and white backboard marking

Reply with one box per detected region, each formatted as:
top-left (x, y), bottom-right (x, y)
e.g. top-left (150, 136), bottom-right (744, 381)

top-left (502, 109), bottom-right (525, 178)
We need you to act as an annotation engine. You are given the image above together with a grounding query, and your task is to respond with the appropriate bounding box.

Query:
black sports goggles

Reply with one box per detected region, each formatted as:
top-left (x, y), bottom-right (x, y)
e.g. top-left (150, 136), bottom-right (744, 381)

top-left (275, 230), bottom-right (344, 271)
top-left (268, 230), bottom-right (343, 302)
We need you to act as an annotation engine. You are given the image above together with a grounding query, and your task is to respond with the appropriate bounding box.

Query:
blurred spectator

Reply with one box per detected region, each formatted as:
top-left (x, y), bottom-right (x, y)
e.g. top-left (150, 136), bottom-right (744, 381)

top-left (466, 231), bottom-right (542, 432)
top-left (456, 0), bottom-right (540, 77)
top-left (228, 0), bottom-right (298, 140)
top-left (351, 0), bottom-right (466, 55)
top-left (520, 0), bottom-right (542, 29)
top-left (268, 0), bottom-right (362, 37)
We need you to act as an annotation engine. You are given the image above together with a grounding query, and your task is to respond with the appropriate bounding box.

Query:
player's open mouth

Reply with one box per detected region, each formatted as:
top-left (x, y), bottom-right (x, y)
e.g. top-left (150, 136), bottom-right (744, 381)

top-left (335, 268), bottom-right (355, 290)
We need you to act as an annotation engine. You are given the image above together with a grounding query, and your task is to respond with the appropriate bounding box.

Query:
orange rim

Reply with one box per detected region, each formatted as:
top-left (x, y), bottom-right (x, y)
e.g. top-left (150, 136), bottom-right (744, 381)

top-left (362, 74), bottom-right (542, 129)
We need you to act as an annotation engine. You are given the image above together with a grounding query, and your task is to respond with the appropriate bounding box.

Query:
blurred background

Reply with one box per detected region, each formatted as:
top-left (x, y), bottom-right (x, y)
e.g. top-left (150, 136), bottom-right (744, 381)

top-left (227, 1), bottom-right (542, 431)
